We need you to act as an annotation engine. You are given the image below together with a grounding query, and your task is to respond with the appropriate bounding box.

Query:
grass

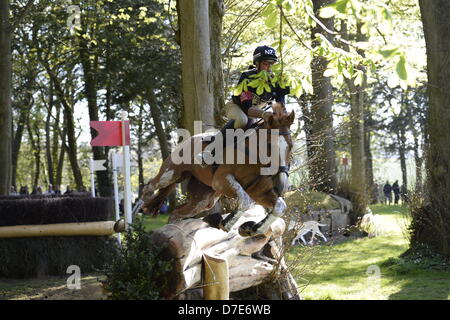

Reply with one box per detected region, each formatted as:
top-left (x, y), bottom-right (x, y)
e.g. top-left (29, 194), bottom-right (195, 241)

top-left (288, 204), bottom-right (450, 300)
top-left (138, 214), bottom-right (170, 232)
top-left (1, 205), bottom-right (448, 300)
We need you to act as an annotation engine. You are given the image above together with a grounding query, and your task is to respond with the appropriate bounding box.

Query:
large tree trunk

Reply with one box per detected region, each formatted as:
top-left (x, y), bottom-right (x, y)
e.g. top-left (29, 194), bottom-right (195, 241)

top-left (209, 0), bottom-right (225, 126)
top-left (178, 0), bottom-right (216, 134)
top-left (0, 0), bottom-right (12, 195)
top-left (414, 0), bottom-right (450, 257)
top-left (342, 21), bottom-right (368, 223)
top-left (309, 0), bottom-right (337, 193)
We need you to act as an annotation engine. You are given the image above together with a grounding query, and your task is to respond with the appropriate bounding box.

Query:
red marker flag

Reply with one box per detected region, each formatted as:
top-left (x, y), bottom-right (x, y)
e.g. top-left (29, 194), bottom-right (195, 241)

top-left (90, 121), bottom-right (130, 146)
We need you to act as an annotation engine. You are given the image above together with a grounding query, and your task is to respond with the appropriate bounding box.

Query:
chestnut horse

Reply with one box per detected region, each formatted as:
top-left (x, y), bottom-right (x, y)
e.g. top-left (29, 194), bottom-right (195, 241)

top-left (141, 103), bottom-right (294, 237)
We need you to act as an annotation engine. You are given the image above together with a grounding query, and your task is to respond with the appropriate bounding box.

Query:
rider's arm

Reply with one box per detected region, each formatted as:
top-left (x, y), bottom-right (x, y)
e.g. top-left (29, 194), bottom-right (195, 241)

top-left (248, 107), bottom-right (272, 121)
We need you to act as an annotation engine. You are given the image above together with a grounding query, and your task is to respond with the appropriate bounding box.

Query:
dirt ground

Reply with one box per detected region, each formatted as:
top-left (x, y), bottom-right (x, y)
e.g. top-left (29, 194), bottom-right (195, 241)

top-left (0, 273), bottom-right (107, 300)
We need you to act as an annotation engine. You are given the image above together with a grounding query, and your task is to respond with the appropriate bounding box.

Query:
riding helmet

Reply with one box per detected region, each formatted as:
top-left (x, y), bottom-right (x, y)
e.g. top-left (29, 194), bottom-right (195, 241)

top-left (253, 45), bottom-right (278, 64)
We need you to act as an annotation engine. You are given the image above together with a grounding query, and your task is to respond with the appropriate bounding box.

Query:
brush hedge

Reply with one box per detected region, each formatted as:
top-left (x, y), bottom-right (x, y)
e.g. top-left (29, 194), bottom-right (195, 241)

top-left (0, 196), bottom-right (118, 278)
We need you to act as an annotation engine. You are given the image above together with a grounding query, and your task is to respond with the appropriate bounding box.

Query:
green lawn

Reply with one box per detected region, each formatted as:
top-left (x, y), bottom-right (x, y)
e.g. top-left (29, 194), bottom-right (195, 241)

top-left (288, 204), bottom-right (450, 300)
top-left (138, 214), bottom-right (170, 231)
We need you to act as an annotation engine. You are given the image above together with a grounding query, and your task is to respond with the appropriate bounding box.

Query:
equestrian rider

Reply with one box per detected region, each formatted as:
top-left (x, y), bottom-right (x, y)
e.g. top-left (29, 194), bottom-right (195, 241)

top-left (197, 45), bottom-right (290, 163)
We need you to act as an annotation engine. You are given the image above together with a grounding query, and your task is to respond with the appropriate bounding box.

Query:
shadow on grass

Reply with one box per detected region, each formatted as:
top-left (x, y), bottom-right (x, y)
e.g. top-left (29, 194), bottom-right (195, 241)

top-left (387, 274), bottom-right (450, 300)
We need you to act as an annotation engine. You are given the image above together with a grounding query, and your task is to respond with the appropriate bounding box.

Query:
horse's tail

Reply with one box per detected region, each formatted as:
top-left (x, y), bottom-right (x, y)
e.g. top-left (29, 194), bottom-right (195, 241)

top-left (144, 183), bottom-right (177, 217)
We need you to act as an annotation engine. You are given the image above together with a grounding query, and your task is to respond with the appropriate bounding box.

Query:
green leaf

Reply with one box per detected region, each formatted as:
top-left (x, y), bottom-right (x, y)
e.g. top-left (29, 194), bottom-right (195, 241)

top-left (248, 79), bottom-right (260, 88)
top-left (379, 47), bottom-right (398, 59)
top-left (261, 4), bottom-right (276, 17)
top-left (396, 56), bottom-right (407, 81)
top-left (256, 84), bottom-right (264, 95)
top-left (265, 11), bottom-right (278, 28)
top-left (233, 82), bottom-right (244, 95)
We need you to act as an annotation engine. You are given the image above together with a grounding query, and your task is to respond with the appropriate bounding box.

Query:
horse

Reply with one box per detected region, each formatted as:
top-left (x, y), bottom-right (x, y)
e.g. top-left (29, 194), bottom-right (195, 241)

top-left (141, 103), bottom-right (295, 237)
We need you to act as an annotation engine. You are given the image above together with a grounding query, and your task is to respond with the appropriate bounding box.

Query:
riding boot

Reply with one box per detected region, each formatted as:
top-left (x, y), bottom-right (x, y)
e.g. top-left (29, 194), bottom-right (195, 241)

top-left (195, 120), bottom-right (235, 166)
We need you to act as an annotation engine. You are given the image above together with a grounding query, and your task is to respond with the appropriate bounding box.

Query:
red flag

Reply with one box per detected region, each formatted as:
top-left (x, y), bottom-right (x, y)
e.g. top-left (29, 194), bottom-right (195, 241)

top-left (90, 121), bottom-right (130, 146)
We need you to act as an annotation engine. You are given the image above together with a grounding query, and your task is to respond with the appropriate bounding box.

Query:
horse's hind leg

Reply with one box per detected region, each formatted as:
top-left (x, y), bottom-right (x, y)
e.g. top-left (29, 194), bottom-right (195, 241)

top-left (141, 161), bottom-right (188, 214)
top-left (169, 178), bottom-right (220, 222)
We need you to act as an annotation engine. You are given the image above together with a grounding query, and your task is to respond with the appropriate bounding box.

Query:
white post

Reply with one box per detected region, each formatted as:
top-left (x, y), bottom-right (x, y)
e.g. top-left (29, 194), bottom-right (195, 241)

top-left (89, 158), bottom-right (96, 198)
top-left (112, 152), bottom-right (121, 245)
top-left (121, 111), bottom-right (133, 228)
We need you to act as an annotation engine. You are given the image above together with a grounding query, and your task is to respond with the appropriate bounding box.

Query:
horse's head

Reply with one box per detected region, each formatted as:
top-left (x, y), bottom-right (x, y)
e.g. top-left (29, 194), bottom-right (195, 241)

top-left (265, 102), bottom-right (295, 131)
top-left (263, 102), bottom-right (295, 196)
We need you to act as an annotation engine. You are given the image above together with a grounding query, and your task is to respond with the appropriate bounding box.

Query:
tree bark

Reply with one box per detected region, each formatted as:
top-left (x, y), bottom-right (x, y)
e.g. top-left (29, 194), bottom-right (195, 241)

top-left (415, 0), bottom-right (450, 257)
top-left (309, 0), bottom-right (337, 193)
top-left (209, 0), bottom-right (225, 126)
top-left (0, 0), bottom-right (12, 195)
top-left (341, 20), bottom-right (367, 223)
top-left (79, 38), bottom-right (111, 196)
top-left (178, 0), bottom-right (216, 134)
top-left (45, 85), bottom-right (55, 188)
top-left (147, 88), bottom-right (177, 210)
top-left (364, 106), bottom-right (374, 202)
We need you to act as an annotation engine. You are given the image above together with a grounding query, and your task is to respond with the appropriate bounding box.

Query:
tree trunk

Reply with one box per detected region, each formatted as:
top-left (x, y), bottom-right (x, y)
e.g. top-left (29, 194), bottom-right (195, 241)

top-left (147, 88), bottom-right (177, 210)
top-left (11, 105), bottom-right (29, 189)
top-left (309, 0), bottom-right (337, 193)
top-left (178, 0), bottom-right (216, 134)
top-left (45, 87), bottom-right (55, 188)
top-left (364, 106), bottom-right (374, 202)
top-left (397, 130), bottom-right (408, 189)
top-left (79, 38), bottom-right (111, 196)
top-left (51, 101), bottom-right (61, 185)
top-left (343, 21), bottom-right (368, 224)
top-left (209, 0), bottom-right (225, 126)
top-left (26, 115), bottom-right (41, 188)
top-left (0, 0), bottom-right (12, 195)
top-left (414, 0), bottom-right (450, 257)
top-left (137, 104), bottom-right (145, 197)
top-left (55, 125), bottom-right (67, 191)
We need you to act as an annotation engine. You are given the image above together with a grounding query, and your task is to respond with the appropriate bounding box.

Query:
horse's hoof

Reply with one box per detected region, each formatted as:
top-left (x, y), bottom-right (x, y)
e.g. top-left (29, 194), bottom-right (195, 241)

top-left (238, 221), bottom-right (257, 237)
top-left (203, 213), bottom-right (223, 229)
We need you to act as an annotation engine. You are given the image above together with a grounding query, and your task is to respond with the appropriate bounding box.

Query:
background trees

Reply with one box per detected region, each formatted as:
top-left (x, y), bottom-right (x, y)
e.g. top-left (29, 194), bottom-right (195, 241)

top-left (0, 0), bottom-right (447, 257)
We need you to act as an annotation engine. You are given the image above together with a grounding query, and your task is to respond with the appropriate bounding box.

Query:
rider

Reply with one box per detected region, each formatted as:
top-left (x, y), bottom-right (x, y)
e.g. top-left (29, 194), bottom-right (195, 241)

top-left (228, 45), bottom-right (289, 130)
top-left (197, 45), bottom-right (290, 164)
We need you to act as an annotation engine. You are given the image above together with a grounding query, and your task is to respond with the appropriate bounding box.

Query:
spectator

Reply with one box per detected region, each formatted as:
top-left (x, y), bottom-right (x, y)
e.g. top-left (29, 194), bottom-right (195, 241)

top-left (54, 185), bottom-right (61, 195)
top-left (64, 185), bottom-right (73, 195)
top-left (45, 185), bottom-right (55, 195)
top-left (10, 186), bottom-right (18, 195)
top-left (160, 202), bottom-right (169, 214)
top-left (392, 180), bottom-right (400, 204)
top-left (383, 181), bottom-right (392, 205)
top-left (19, 185), bottom-right (29, 195)
top-left (31, 186), bottom-right (39, 195)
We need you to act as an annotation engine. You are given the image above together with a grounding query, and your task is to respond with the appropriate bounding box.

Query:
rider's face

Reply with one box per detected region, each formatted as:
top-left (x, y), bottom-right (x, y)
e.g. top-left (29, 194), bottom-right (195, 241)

top-left (257, 60), bottom-right (275, 72)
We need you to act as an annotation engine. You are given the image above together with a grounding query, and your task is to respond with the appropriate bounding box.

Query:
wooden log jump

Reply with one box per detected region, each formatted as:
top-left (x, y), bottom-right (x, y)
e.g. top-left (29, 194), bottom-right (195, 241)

top-left (149, 205), bottom-right (300, 300)
top-left (0, 220), bottom-right (126, 238)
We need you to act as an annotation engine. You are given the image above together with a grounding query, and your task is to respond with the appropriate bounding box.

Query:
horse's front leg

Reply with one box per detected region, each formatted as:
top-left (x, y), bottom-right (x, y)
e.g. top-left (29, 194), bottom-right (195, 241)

top-left (240, 196), bottom-right (287, 237)
top-left (211, 173), bottom-right (254, 232)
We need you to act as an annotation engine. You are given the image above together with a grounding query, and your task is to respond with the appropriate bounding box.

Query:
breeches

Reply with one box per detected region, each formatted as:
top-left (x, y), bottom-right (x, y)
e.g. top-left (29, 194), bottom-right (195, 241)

top-left (225, 102), bottom-right (248, 129)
